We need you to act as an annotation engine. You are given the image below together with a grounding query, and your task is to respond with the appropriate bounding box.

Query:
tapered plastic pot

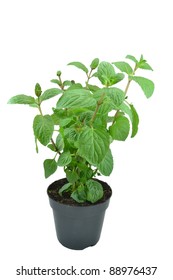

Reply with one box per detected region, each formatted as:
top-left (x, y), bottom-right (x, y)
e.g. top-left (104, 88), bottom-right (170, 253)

top-left (47, 179), bottom-right (112, 250)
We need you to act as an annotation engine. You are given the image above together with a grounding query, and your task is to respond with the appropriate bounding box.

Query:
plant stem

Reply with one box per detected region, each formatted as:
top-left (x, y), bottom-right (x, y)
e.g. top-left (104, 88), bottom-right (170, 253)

top-left (87, 69), bottom-right (92, 80)
top-left (38, 103), bottom-right (43, 116)
top-left (51, 139), bottom-right (61, 155)
top-left (91, 103), bottom-right (100, 123)
top-left (124, 79), bottom-right (131, 95)
top-left (53, 152), bottom-right (58, 160)
top-left (86, 69), bottom-right (93, 87)
top-left (38, 98), bottom-right (61, 155)
top-left (90, 92), bottom-right (105, 124)
top-left (58, 76), bottom-right (64, 90)
top-left (112, 64), bottom-right (138, 123)
top-left (124, 63), bottom-right (138, 95)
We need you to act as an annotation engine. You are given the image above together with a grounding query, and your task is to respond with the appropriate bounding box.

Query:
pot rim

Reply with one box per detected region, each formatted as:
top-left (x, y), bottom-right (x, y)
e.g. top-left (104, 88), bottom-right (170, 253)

top-left (47, 177), bottom-right (112, 208)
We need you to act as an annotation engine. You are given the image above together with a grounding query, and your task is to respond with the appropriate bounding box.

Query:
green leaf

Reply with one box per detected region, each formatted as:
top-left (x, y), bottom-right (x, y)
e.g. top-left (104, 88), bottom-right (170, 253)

top-left (67, 107), bottom-right (91, 116)
top-left (77, 185), bottom-right (87, 201)
top-left (109, 116), bottom-right (130, 141)
top-left (51, 108), bottom-right (67, 125)
top-left (78, 126), bottom-right (110, 165)
top-left (71, 191), bottom-right (83, 203)
top-left (66, 170), bottom-right (79, 183)
top-left (130, 104), bottom-right (139, 138)
top-left (71, 185), bottom-right (87, 203)
top-left (59, 117), bottom-right (72, 127)
top-left (138, 62), bottom-right (153, 71)
top-left (8, 94), bottom-right (35, 105)
top-left (77, 164), bottom-right (93, 182)
top-left (43, 159), bottom-right (57, 178)
top-left (35, 137), bottom-right (39, 153)
top-left (57, 151), bottom-right (72, 166)
top-left (40, 88), bottom-right (62, 102)
top-left (56, 133), bottom-right (64, 151)
top-left (59, 183), bottom-right (72, 196)
top-left (90, 58), bottom-right (99, 70)
top-left (50, 79), bottom-right (62, 86)
top-left (98, 149), bottom-right (113, 176)
top-left (71, 187), bottom-right (86, 203)
top-left (130, 76), bottom-right (154, 98)
top-left (29, 103), bottom-right (39, 108)
top-left (118, 102), bottom-right (132, 121)
top-left (63, 80), bottom-right (72, 87)
top-left (106, 87), bottom-right (125, 107)
top-left (68, 61), bottom-right (88, 74)
top-left (126, 55), bottom-right (138, 64)
top-left (56, 89), bottom-right (96, 109)
top-left (94, 87), bottom-right (125, 107)
top-left (64, 127), bottom-right (79, 148)
top-left (97, 61), bottom-right (116, 86)
top-left (87, 84), bottom-right (100, 92)
top-left (112, 61), bottom-right (133, 75)
top-left (110, 73), bottom-right (125, 85)
top-left (33, 115), bottom-right (54, 146)
top-left (97, 98), bottom-right (114, 115)
top-left (91, 72), bottom-right (98, 78)
top-left (79, 111), bottom-right (93, 123)
top-left (66, 83), bottom-right (83, 91)
top-left (47, 144), bottom-right (56, 152)
top-left (119, 102), bottom-right (139, 138)
top-left (86, 179), bottom-right (103, 203)
top-left (51, 113), bottom-right (60, 125)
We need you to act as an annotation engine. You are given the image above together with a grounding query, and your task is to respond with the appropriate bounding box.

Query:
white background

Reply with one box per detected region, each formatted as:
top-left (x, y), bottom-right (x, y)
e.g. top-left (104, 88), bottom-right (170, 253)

top-left (0, 0), bottom-right (173, 279)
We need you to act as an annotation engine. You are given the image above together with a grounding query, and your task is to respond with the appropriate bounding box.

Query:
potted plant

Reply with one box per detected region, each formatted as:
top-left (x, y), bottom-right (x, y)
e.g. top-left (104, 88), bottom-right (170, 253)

top-left (8, 54), bottom-right (154, 250)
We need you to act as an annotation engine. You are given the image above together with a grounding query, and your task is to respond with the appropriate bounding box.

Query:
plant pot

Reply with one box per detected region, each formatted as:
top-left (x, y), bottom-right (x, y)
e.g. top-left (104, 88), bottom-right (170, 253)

top-left (47, 178), bottom-right (112, 250)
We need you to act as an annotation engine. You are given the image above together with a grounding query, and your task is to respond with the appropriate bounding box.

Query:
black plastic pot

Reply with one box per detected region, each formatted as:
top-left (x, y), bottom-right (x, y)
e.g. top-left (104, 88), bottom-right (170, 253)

top-left (47, 179), bottom-right (112, 250)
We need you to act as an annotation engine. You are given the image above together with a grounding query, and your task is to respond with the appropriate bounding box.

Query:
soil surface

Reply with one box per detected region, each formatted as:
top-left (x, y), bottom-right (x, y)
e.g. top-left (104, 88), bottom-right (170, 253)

top-left (47, 178), bottom-right (112, 206)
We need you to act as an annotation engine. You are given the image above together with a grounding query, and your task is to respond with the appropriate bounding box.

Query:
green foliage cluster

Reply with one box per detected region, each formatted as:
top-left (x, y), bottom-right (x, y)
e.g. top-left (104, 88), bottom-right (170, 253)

top-left (8, 55), bottom-right (154, 203)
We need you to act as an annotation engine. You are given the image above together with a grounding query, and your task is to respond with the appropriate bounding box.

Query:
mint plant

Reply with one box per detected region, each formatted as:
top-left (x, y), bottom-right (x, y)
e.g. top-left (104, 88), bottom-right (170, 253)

top-left (8, 55), bottom-right (154, 204)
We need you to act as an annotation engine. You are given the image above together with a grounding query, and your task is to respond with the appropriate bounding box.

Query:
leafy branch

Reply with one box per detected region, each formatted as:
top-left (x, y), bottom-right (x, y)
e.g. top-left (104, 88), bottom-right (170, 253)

top-left (112, 64), bottom-right (137, 123)
top-left (90, 92), bottom-right (106, 124)
top-left (8, 54), bottom-right (154, 204)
